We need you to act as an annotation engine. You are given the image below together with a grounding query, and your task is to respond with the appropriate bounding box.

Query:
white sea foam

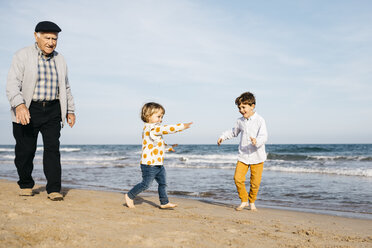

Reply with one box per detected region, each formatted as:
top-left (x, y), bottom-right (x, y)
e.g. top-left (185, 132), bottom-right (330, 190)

top-left (0, 148), bottom-right (13, 152)
top-left (0, 155), bottom-right (126, 164)
top-left (165, 162), bottom-right (235, 170)
top-left (265, 165), bottom-right (372, 177)
top-left (36, 147), bottom-right (81, 152)
top-left (1, 147), bottom-right (80, 152)
top-left (1, 155), bottom-right (14, 159)
top-left (311, 155), bottom-right (371, 161)
top-left (62, 156), bottom-right (126, 162)
top-left (167, 153), bottom-right (237, 164)
top-left (60, 148), bottom-right (81, 152)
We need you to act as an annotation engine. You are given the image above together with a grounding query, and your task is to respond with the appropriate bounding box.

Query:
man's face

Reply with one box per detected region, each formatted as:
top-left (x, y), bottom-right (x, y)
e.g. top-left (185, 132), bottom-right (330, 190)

top-left (34, 32), bottom-right (58, 55)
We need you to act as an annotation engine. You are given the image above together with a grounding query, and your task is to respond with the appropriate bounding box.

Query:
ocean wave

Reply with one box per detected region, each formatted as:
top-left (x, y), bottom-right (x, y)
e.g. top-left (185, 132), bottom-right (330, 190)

top-left (1, 155), bottom-right (14, 159)
top-left (0, 148), bottom-right (13, 152)
top-left (268, 153), bottom-right (307, 161)
top-left (35, 147), bottom-right (81, 152)
top-left (268, 153), bottom-right (372, 162)
top-left (163, 161), bottom-right (372, 177)
top-left (167, 153), bottom-right (237, 164)
top-left (169, 152), bottom-right (372, 164)
top-left (62, 156), bottom-right (127, 162)
top-left (312, 155), bottom-right (372, 161)
top-left (265, 165), bottom-right (372, 177)
top-left (168, 190), bottom-right (217, 197)
top-left (61, 148), bottom-right (81, 152)
top-left (173, 157), bottom-right (237, 164)
top-left (1, 147), bottom-right (81, 153)
top-left (167, 153), bottom-right (237, 160)
top-left (61, 161), bottom-right (129, 167)
top-left (165, 162), bottom-right (235, 170)
top-left (272, 146), bottom-right (332, 153)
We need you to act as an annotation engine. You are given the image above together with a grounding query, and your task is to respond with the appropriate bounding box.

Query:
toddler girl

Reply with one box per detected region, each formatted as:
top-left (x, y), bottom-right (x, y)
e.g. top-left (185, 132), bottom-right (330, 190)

top-left (125, 102), bottom-right (192, 209)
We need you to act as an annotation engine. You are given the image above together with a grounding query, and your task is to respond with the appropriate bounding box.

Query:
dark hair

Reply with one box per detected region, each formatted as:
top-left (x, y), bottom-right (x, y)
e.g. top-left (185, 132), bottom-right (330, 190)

top-left (141, 102), bottom-right (165, 122)
top-left (235, 92), bottom-right (256, 106)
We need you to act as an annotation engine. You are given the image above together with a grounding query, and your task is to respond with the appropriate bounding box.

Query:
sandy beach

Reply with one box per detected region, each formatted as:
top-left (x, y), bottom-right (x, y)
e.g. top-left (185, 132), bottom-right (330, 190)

top-left (0, 179), bottom-right (371, 248)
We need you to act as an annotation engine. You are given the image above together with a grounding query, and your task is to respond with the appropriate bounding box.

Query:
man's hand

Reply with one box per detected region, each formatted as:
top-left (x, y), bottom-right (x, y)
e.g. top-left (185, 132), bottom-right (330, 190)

top-left (250, 137), bottom-right (257, 146)
top-left (15, 104), bottom-right (31, 125)
top-left (67, 113), bottom-right (76, 128)
top-left (217, 138), bottom-right (223, 146)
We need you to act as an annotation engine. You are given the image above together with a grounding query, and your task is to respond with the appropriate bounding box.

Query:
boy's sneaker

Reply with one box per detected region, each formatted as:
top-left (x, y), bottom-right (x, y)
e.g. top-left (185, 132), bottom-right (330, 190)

top-left (249, 203), bottom-right (258, 211)
top-left (47, 192), bottom-right (64, 201)
top-left (125, 194), bottom-right (135, 208)
top-left (160, 203), bottom-right (177, 209)
top-left (235, 202), bottom-right (249, 211)
top-left (19, 188), bottom-right (34, 196)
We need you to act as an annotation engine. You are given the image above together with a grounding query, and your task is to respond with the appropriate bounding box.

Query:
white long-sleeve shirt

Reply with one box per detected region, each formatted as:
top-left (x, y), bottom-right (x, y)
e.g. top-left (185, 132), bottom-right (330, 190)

top-left (219, 112), bottom-right (268, 165)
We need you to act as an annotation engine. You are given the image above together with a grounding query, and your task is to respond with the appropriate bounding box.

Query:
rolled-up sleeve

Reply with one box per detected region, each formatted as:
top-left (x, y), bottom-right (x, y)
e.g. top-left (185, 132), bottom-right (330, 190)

top-left (65, 66), bottom-right (75, 114)
top-left (255, 118), bottom-right (268, 148)
top-left (220, 120), bottom-right (241, 141)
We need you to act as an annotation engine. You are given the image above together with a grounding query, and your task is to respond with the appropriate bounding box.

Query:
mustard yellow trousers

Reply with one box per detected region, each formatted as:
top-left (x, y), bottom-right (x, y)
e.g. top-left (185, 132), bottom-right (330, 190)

top-left (234, 161), bottom-right (264, 203)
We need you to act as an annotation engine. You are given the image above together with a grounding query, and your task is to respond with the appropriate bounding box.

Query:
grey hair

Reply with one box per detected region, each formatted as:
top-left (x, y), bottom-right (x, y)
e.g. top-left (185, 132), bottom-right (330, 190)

top-left (36, 32), bottom-right (58, 38)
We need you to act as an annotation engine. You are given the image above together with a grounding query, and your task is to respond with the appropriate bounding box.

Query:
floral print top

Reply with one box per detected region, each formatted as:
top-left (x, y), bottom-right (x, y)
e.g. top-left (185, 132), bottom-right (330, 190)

top-left (140, 123), bottom-right (186, 166)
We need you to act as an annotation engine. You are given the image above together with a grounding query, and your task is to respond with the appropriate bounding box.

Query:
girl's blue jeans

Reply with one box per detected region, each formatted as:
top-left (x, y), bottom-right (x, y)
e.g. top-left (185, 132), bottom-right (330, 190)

top-left (127, 164), bottom-right (169, 205)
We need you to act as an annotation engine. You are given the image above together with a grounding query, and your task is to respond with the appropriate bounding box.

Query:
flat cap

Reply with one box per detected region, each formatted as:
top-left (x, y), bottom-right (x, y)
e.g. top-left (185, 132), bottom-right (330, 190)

top-left (35, 21), bottom-right (62, 33)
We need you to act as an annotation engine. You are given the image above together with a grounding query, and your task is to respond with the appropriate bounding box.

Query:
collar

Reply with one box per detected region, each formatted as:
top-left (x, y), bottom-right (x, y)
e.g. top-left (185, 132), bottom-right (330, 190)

top-left (244, 112), bottom-right (257, 121)
top-left (145, 122), bottom-right (160, 127)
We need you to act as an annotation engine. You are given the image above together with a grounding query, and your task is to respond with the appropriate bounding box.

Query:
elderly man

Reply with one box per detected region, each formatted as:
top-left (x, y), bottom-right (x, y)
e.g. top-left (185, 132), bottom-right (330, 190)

top-left (6, 21), bottom-right (76, 201)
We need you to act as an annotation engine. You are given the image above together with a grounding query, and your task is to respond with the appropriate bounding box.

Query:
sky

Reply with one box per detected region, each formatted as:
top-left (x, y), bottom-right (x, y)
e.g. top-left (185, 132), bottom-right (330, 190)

top-left (0, 0), bottom-right (371, 145)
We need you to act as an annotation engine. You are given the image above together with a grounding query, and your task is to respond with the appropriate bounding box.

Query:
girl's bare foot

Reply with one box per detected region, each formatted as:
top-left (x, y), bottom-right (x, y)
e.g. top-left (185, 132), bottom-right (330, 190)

top-left (160, 202), bottom-right (178, 209)
top-left (125, 194), bottom-right (135, 208)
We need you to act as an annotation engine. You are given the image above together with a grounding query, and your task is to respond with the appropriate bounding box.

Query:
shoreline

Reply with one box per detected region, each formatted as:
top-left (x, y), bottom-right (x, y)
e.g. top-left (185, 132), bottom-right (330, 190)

top-left (2, 176), bottom-right (371, 221)
top-left (1, 179), bottom-right (371, 248)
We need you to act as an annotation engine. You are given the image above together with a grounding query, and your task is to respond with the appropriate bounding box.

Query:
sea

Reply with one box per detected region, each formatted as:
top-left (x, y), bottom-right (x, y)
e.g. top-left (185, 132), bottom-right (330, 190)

top-left (0, 144), bottom-right (371, 219)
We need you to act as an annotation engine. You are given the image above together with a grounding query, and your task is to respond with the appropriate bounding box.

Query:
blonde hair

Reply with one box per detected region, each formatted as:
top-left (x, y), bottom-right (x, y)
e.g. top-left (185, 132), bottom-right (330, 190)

top-left (141, 102), bottom-right (165, 122)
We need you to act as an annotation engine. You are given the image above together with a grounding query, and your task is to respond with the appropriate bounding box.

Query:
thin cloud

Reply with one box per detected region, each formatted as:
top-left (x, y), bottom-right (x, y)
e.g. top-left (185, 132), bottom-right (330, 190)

top-left (0, 0), bottom-right (371, 144)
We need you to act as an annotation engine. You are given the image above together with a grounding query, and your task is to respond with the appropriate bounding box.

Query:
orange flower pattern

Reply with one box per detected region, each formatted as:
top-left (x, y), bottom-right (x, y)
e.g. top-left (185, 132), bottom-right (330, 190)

top-left (140, 123), bottom-right (185, 166)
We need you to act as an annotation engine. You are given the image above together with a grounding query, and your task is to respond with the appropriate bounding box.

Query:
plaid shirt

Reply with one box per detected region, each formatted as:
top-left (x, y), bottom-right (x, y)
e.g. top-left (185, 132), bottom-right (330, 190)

top-left (32, 43), bottom-right (59, 101)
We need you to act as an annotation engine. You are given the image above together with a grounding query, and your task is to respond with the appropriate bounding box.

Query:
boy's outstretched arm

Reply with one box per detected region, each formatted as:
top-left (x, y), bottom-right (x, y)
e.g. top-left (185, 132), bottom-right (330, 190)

top-left (218, 121), bottom-right (241, 146)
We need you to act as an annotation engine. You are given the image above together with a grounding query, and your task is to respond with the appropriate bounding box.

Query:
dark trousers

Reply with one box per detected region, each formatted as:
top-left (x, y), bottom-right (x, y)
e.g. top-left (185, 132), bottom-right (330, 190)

top-left (12, 100), bottom-right (62, 194)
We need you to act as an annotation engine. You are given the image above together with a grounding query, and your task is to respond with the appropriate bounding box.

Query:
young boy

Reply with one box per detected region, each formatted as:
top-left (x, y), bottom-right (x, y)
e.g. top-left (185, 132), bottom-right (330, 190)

top-left (217, 92), bottom-right (268, 211)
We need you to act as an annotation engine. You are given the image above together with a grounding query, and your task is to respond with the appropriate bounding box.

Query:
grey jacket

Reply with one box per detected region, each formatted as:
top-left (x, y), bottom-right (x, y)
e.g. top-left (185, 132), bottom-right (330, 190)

top-left (6, 44), bottom-right (75, 126)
